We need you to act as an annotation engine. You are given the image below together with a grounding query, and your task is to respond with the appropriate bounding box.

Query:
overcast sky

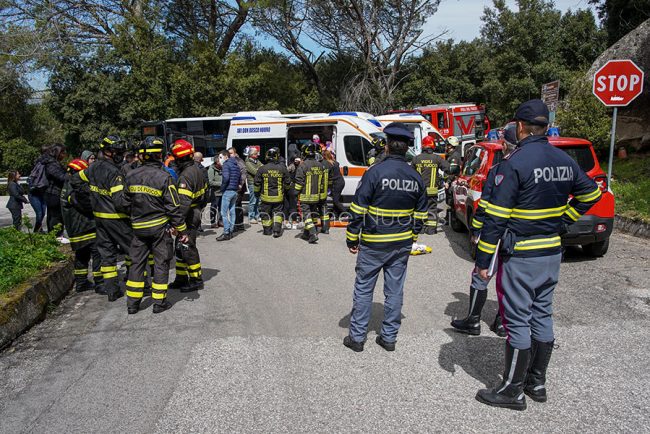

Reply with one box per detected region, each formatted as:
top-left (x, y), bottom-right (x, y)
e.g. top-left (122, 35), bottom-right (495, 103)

top-left (425, 0), bottom-right (597, 42)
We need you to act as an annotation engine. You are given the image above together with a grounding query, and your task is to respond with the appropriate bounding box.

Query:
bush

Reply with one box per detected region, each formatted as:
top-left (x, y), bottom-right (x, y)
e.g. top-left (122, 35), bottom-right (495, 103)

top-left (0, 225), bottom-right (68, 295)
top-left (0, 137), bottom-right (40, 175)
top-left (611, 154), bottom-right (650, 223)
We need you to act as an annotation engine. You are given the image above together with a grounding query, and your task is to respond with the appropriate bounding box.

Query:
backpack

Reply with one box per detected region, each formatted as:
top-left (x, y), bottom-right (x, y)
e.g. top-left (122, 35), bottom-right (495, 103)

top-left (29, 162), bottom-right (48, 194)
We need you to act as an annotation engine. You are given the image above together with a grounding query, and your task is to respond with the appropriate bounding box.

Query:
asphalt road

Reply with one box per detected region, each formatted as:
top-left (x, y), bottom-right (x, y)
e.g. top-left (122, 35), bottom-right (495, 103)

top-left (0, 221), bottom-right (649, 433)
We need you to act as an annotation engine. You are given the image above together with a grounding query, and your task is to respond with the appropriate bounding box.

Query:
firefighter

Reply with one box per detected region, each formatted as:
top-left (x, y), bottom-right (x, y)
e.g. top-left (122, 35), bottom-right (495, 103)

top-left (60, 159), bottom-right (103, 294)
top-left (343, 122), bottom-right (428, 352)
top-left (474, 100), bottom-right (602, 410)
top-left (254, 147), bottom-right (291, 238)
top-left (366, 132), bottom-right (387, 166)
top-left (169, 139), bottom-right (208, 292)
top-left (318, 146), bottom-right (332, 234)
top-left (118, 137), bottom-right (188, 314)
top-left (412, 135), bottom-right (450, 234)
top-left (78, 135), bottom-right (132, 302)
top-left (294, 143), bottom-right (326, 244)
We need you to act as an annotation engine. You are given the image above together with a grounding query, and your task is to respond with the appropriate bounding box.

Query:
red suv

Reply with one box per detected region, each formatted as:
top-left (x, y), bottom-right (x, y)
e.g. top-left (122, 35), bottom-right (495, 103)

top-left (449, 136), bottom-right (615, 257)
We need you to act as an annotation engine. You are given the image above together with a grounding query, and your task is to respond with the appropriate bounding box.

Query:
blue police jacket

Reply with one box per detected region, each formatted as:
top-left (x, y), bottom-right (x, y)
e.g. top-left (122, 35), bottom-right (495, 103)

top-left (475, 135), bottom-right (602, 269)
top-left (346, 154), bottom-right (428, 249)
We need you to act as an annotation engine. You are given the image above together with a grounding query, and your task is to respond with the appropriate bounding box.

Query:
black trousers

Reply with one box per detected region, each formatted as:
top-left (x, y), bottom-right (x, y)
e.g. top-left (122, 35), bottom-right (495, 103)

top-left (9, 208), bottom-right (22, 229)
top-left (175, 208), bottom-right (202, 283)
top-left (301, 202), bottom-right (326, 236)
top-left (210, 191), bottom-right (222, 225)
top-left (44, 193), bottom-right (64, 236)
top-left (259, 202), bottom-right (284, 236)
top-left (235, 190), bottom-right (244, 228)
top-left (96, 218), bottom-right (133, 296)
top-left (331, 180), bottom-right (346, 216)
top-left (126, 228), bottom-right (173, 307)
top-left (284, 189), bottom-right (299, 222)
top-left (73, 242), bottom-right (103, 290)
top-left (424, 196), bottom-right (440, 234)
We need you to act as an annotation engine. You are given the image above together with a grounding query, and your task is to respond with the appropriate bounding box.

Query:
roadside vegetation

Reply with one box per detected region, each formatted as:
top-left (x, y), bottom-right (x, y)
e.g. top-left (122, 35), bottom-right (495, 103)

top-left (0, 223), bottom-right (68, 296)
top-left (611, 154), bottom-right (650, 223)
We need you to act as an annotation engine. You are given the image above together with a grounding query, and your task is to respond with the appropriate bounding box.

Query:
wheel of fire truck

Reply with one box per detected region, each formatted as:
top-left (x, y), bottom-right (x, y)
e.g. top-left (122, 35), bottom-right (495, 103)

top-left (449, 207), bottom-right (466, 233)
top-left (582, 238), bottom-right (609, 257)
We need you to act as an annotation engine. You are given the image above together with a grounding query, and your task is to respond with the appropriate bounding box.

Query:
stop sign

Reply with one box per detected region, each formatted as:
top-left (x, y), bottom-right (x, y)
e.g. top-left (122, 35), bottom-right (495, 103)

top-left (593, 59), bottom-right (645, 107)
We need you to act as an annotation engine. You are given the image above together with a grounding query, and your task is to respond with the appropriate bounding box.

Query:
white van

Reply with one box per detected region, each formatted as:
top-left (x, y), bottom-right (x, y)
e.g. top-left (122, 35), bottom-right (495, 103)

top-left (374, 114), bottom-right (447, 157)
top-left (227, 112), bottom-right (384, 200)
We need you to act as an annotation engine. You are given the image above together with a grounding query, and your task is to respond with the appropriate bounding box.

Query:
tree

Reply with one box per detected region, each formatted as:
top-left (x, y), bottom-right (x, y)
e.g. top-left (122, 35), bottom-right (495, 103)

top-left (589, 0), bottom-right (650, 45)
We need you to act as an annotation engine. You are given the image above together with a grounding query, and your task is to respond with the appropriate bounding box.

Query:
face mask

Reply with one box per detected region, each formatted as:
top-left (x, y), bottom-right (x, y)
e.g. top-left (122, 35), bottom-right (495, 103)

top-left (218, 156), bottom-right (226, 165)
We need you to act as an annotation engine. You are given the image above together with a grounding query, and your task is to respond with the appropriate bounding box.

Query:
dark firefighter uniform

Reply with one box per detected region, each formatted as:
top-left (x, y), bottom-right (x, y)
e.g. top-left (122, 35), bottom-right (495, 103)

top-left (343, 123), bottom-right (428, 352)
top-left (119, 138), bottom-right (187, 314)
top-left (319, 153), bottom-right (332, 234)
top-left (254, 148), bottom-right (291, 237)
top-left (475, 100), bottom-right (602, 410)
top-left (61, 159), bottom-right (103, 293)
top-left (78, 136), bottom-right (132, 301)
top-left (171, 140), bottom-right (208, 291)
top-left (412, 142), bottom-right (449, 234)
top-left (294, 144), bottom-right (326, 244)
top-left (366, 132), bottom-right (387, 166)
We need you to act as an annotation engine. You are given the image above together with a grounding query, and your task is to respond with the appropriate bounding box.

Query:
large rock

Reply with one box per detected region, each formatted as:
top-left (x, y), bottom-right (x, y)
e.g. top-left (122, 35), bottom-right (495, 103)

top-left (589, 18), bottom-right (650, 150)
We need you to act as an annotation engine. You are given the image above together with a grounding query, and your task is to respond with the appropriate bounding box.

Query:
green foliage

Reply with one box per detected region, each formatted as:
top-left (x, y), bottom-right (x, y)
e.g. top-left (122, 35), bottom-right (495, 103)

top-left (589, 0), bottom-right (650, 45)
top-left (555, 72), bottom-right (611, 154)
top-left (0, 227), bottom-right (67, 295)
top-left (611, 154), bottom-right (650, 223)
top-left (0, 137), bottom-right (40, 174)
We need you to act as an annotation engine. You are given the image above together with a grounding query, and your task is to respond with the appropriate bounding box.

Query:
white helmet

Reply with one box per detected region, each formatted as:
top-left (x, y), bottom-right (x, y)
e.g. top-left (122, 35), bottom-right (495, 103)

top-left (447, 136), bottom-right (460, 147)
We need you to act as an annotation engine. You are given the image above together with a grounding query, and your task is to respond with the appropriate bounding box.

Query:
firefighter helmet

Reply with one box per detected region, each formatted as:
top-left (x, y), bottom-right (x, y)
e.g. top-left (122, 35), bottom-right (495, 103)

top-left (171, 139), bottom-right (194, 159)
top-left (370, 132), bottom-right (387, 150)
top-left (422, 135), bottom-right (435, 149)
top-left (100, 135), bottom-right (126, 151)
top-left (447, 136), bottom-right (460, 148)
top-left (266, 147), bottom-right (280, 162)
top-left (301, 143), bottom-right (317, 158)
top-left (140, 136), bottom-right (165, 154)
top-left (67, 158), bottom-right (89, 173)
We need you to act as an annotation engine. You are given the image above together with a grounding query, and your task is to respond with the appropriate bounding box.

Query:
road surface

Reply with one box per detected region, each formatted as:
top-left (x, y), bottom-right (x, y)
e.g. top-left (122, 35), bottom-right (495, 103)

top-left (0, 223), bottom-right (649, 432)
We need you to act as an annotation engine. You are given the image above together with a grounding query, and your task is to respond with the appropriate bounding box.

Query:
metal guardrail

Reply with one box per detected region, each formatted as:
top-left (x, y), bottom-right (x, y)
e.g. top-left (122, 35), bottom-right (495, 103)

top-left (1, 178), bottom-right (28, 185)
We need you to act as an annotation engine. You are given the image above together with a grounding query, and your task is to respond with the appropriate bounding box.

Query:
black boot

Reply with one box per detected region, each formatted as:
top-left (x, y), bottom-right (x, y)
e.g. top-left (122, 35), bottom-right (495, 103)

top-left (127, 300), bottom-right (141, 315)
top-left (524, 340), bottom-right (554, 403)
top-left (216, 232), bottom-right (232, 241)
top-left (152, 300), bottom-right (172, 314)
top-left (491, 313), bottom-right (507, 337)
top-left (107, 290), bottom-right (124, 302)
top-left (300, 230), bottom-right (310, 241)
top-left (308, 233), bottom-right (319, 244)
top-left (321, 219), bottom-right (330, 234)
top-left (76, 279), bottom-right (93, 293)
top-left (476, 342), bottom-right (530, 411)
top-left (169, 277), bottom-right (189, 290)
top-left (451, 287), bottom-right (487, 335)
top-left (181, 277), bottom-right (204, 292)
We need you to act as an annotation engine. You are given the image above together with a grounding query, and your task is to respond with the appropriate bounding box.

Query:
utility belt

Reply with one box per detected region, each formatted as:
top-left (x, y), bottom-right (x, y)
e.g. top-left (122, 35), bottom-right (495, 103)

top-left (499, 230), bottom-right (562, 256)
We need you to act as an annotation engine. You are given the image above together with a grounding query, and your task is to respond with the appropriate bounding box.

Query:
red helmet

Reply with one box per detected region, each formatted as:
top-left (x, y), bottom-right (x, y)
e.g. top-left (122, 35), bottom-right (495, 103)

top-left (171, 139), bottom-right (194, 159)
top-left (422, 135), bottom-right (435, 149)
top-left (67, 158), bottom-right (89, 172)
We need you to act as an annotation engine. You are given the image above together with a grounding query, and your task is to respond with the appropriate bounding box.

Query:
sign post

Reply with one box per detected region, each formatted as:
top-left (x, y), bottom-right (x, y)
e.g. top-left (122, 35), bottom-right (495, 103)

top-left (592, 59), bottom-right (645, 187)
top-left (541, 80), bottom-right (560, 125)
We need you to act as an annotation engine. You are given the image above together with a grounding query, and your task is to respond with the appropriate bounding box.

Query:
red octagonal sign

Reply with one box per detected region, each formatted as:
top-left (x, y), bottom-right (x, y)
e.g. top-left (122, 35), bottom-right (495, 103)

top-left (593, 59), bottom-right (645, 107)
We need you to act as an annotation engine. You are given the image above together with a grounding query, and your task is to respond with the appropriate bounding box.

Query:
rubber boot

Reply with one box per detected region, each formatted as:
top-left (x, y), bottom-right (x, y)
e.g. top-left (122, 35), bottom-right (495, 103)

top-left (300, 230), bottom-right (310, 241)
top-left (476, 342), bottom-right (530, 411)
top-left (524, 339), bottom-right (554, 403)
top-left (76, 279), bottom-right (93, 293)
top-left (320, 218), bottom-right (330, 234)
top-left (169, 276), bottom-right (189, 290)
top-left (181, 277), bottom-right (204, 293)
top-left (451, 287), bottom-right (487, 335)
top-left (491, 313), bottom-right (507, 337)
top-left (262, 225), bottom-right (273, 236)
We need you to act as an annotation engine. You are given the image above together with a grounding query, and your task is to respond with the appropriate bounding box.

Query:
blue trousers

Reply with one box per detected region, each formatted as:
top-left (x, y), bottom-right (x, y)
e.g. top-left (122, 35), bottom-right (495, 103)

top-left (496, 254), bottom-right (561, 349)
top-left (221, 190), bottom-right (238, 234)
top-left (349, 244), bottom-right (411, 343)
top-left (29, 194), bottom-right (46, 231)
top-left (248, 186), bottom-right (260, 219)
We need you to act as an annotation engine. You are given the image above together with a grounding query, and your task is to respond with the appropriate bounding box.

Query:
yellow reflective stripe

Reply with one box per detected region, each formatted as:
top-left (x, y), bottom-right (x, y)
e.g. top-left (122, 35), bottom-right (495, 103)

top-left (110, 184), bottom-right (124, 194)
top-left (169, 185), bottom-right (180, 207)
top-left (478, 240), bottom-right (497, 254)
top-left (126, 280), bottom-right (145, 288)
top-left (103, 272), bottom-right (118, 279)
top-left (188, 271), bottom-right (201, 278)
top-left (93, 211), bottom-right (129, 219)
top-left (176, 223), bottom-right (187, 232)
top-left (178, 188), bottom-right (193, 197)
top-left (92, 272), bottom-right (102, 277)
top-left (152, 282), bottom-right (168, 290)
top-left (261, 195), bottom-right (283, 203)
top-left (368, 206), bottom-right (414, 217)
top-left (273, 215), bottom-right (283, 223)
top-left (176, 270), bottom-right (188, 276)
top-left (485, 202), bottom-right (512, 219)
top-left (126, 290), bottom-right (143, 298)
top-left (471, 218), bottom-right (483, 229)
top-left (349, 203), bottom-right (368, 214)
top-left (101, 266), bottom-right (117, 272)
top-left (574, 188), bottom-right (601, 202)
top-left (128, 185), bottom-right (163, 197)
top-left (294, 183), bottom-right (303, 191)
top-left (89, 185), bottom-right (111, 196)
top-left (477, 199), bottom-right (487, 209)
top-left (510, 205), bottom-right (567, 220)
top-left (175, 262), bottom-right (187, 269)
top-left (413, 211), bottom-right (428, 219)
top-left (69, 232), bottom-right (96, 243)
top-left (564, 206), bottom-right (581, 222)
top-left (74, 269), bottom-right (87, 275)
top-left (132, 216), bottom-right (169, 229)
top-left (360, 231), bottom-right (413, 242)
top-left (188, 263), bottom-right (201, 270)
top-left (514, 236), bottom-right (562, 251)
top-left (151, 292), bottom-right (166, 300)
top-left (79, 170), bottom-right (89, 182)
top-left (346, 230), bottom-right (360, 241)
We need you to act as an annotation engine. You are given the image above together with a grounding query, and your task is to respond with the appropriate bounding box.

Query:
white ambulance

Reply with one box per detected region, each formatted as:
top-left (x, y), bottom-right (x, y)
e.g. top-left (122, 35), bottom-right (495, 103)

top-left (226, 112), bottom-right (385, 200)
top-left (374, 114), bottom-right (447, 157)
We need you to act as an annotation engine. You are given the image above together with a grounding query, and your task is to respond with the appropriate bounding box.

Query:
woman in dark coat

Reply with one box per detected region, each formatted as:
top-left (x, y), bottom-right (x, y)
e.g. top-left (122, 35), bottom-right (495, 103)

top-left (322, 150), bottom-right (346, 218)
top-left (37, 144), bottom-right (67, 235)
top-left (6, 170), bottom-right (29, 230)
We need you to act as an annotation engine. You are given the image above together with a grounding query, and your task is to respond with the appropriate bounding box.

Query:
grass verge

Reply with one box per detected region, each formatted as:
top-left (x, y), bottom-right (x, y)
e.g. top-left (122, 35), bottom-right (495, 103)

top-left (0, 227), bottom-right (68, 296)
top-left (611, 153), bottom-right (650, 224)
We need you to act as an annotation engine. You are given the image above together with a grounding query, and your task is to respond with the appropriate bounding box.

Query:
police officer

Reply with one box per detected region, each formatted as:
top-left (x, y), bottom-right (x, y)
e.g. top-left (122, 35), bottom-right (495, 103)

top-left (61, 159), bottom-right (103, 294)
top-left (169, 139), bottom-right (208, 292)
top-left (474, 100), bottom-right (602, 410)
top-left (254, 147), bottom-right (291, 238)
top-left (78, 135), bottom-right (132, 302)
top-left (450, 124), bottom-right (519, 337)
top-left (118, 137), bottom-right (188, 314)
top-left (412, 135), bottom-right (449, 234)
top-left (343, 122), bottom-right (428, 352)
top-left (294, 143), bottom-right (326, 244)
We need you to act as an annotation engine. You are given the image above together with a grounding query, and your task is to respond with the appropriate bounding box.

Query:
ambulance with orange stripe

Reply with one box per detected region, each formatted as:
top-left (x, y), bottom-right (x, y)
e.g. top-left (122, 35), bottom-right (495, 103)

top-left (226, 112), bottom-right (384, 201)
top-left (374, 113), bottom-right (447, 157)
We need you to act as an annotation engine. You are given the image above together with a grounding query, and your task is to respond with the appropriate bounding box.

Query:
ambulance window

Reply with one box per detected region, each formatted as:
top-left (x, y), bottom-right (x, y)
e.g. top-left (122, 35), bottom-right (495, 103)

top-left (343, 136), bottom-right (370, 166)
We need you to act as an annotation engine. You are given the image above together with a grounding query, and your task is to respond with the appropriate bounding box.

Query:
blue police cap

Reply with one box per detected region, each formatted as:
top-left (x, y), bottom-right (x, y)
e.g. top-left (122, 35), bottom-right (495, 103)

top-left (514, 99), bottom-right (550, 126)
top-left (383, 122), bottom-right (414, 140)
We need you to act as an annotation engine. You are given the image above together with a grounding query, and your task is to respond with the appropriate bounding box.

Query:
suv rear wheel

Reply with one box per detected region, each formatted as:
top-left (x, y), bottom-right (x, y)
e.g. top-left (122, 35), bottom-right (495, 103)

top-left (582, 238), bottom-right (609, 257)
